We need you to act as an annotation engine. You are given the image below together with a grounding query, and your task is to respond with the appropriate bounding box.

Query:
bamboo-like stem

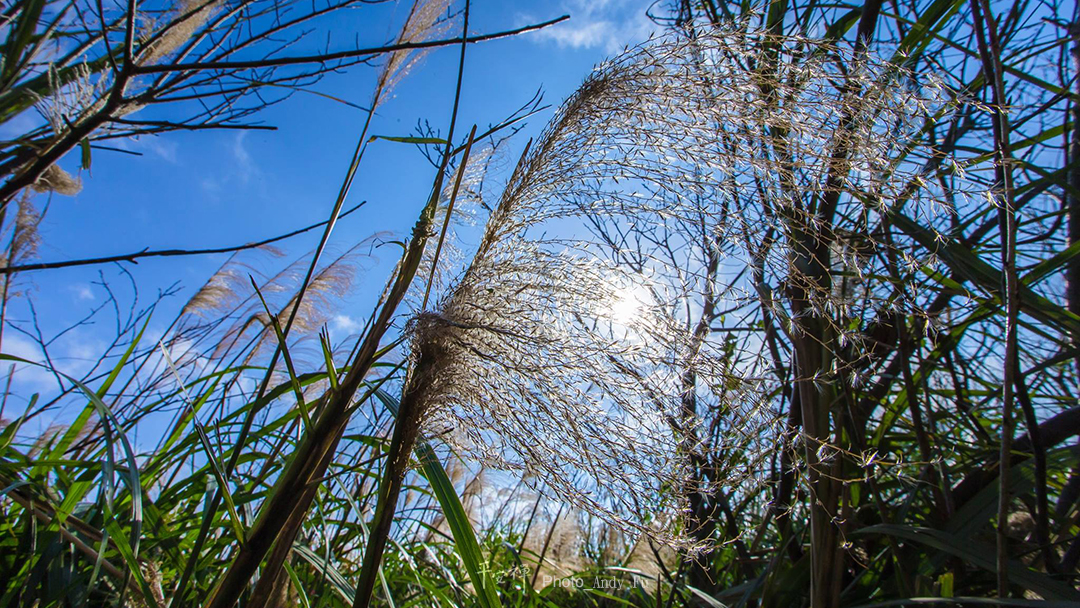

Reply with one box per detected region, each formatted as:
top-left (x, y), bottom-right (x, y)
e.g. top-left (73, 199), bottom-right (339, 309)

top-left (1070, 15), bottom-right (1080, 373)
top-left (205, 4), bottom-right (475, 607)
top-left (350, 343), bottom-right (437, 608)
top-left (170, 73), bottom-right (382, 608)
top-left (203, 133), bottom-right (452, 608)
top-left (352, 12), bottom-right (475, 604)
top-left (970, 0), bottom-right (1019, 597)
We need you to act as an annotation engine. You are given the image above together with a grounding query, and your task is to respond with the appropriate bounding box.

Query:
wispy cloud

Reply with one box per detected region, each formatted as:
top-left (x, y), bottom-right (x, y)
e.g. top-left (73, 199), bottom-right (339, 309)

top-left (232, 131), bottom-right (255, 183)
top-left (0, 332), bottom-right (104, 393)
top-left (110, 135), bottom-right (180, 163)
top-left (1, 334), bottom-right (57, 392)
top-left (198, 132), bottom-right (260, 199)
top-left (199, 176), bottom-right (222, 197)
top-left (141, 136), bottom-right (179, 163)
top-left (72, 284), bottom-right (95, 301)
top-left (328, 314), bottom-right (363, 341)
top-left (522, 0), bottom-right (659, 54)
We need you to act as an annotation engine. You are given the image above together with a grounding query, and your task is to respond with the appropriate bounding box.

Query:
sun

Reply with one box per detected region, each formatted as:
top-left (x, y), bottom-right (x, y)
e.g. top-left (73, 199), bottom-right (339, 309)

top-left (607, 284), bottom-right (648, 326)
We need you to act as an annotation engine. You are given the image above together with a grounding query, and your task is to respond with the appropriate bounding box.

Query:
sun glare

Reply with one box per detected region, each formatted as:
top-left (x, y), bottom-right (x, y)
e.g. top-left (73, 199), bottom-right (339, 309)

top-left (608, 285), bottom-right (646, 326)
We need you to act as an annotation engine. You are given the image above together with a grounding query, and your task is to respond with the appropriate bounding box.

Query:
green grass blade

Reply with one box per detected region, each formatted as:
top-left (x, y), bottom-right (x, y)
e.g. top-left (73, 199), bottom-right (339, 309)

top-left (417, 442), bottom-right (502, 608)
top-left (157, 342), bottom-right (246, 544)
top-left (855, 525), bottom-right (1080, 601)
top-left (251, 278), bottom-right (312, 428)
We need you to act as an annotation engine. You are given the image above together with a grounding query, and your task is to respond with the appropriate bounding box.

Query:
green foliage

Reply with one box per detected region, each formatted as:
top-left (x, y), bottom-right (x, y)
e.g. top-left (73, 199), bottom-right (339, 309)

top-left (2, 0), bottom-right (1079, 607)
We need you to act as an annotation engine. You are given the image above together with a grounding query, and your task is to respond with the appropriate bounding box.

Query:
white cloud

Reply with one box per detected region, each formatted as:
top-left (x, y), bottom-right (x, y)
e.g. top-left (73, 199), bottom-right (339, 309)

top-left (108, 135), bottom-right (180, 164)
top-left (232, 131), bottom-right (255, 183)
top-left (0, 330), bottom-right (109, 396)
top-left (156, 336), bottom-right (213, 385)
top-left (524, 0), bottom-right (659, 54)
top-left (331, 314), bottom-right (362, 334)
top-left (73, 284), bottom-right (95, 301)
top-left (65, 337), bottom-right (104, 365)
top-left (194, 131), bottom-right (266, 201)
top-left (540, 19), bottom-right (617, 49)
top-left (325, 314), bottom-right (364, 343)
top-left (199, 176), bottom-right (222, 197)
top-left (141, 137), bottom-right (179, 163)
top-left (1, 334), bottom-right (61, 392)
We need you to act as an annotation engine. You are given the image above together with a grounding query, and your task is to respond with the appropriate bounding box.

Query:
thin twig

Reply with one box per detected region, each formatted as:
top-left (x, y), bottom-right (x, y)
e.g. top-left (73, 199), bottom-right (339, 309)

top-left (0, 202), bottom-right (366, 274)
top-left (131, 16), bottom-right (569, 75)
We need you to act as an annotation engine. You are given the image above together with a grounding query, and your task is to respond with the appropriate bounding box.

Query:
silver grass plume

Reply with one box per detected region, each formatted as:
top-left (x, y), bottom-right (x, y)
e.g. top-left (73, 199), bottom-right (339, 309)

top-left (202, 255), bottom-right (308, 361)
top-left (181, 254), bottom-right (269, 319)
top-left (410, 141), bottom-right (498, 308)
top-left (215, 240), bottom-right (378, 364)
top-left (376, 0), bottom-right (455, 100)
top-left (177, 247), bottom-right (296, 362)
top-left (399, 30), bottom-right (966, 549)
top-left (261, 246), bottom-right (364, 337)
top-left (30, 164), bottom-right (81, 196)
top-left (28, 0), bottom-right (214, 163)
top-left (33, 63), bottom-right (108, 137)
top-left (179, 247), bottom-right (289, 329)
top-left (11, 196), bottom-right (42, 264)
top-left (141, 0), bottom-right (220, 66)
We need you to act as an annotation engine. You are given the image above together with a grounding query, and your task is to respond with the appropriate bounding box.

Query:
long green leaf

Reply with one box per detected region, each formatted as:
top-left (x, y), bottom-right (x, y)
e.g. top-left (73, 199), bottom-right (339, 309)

top-left (417, 441), bottom-right (502, 608)
top-left (855, 525), bottom-right (1080, 601)
top-left (376, 389), bottom-right (500, 608)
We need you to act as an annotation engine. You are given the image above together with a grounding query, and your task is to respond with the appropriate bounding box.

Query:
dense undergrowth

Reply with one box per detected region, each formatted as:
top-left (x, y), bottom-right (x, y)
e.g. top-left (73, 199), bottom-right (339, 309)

top-left (2, 0), bottom-right (1080, 607)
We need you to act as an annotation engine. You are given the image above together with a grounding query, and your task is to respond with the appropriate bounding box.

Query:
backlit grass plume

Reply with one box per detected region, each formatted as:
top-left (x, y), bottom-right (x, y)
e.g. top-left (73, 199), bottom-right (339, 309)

top-left (397, 29), bottom-right (961, 548)
top-left (377, 0), bottom-right (455, 98)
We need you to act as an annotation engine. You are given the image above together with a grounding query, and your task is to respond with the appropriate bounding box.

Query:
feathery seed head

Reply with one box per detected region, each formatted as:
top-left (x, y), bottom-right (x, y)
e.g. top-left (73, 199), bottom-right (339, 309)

top-left (399, 30), bottom-right (967, 549)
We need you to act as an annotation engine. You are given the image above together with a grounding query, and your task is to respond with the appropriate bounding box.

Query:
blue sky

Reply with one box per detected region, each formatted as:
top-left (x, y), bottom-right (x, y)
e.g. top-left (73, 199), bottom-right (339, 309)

top-left (1, 0), bottom-right (664, 401)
